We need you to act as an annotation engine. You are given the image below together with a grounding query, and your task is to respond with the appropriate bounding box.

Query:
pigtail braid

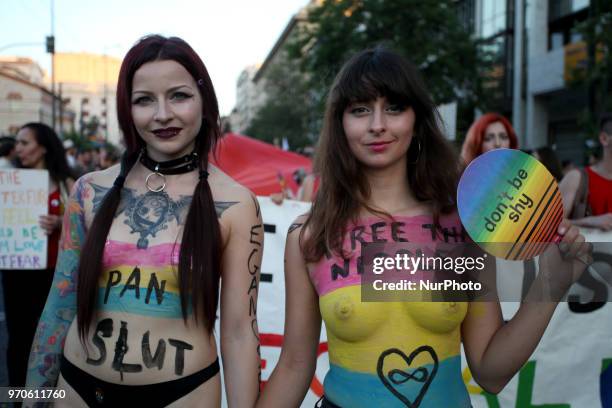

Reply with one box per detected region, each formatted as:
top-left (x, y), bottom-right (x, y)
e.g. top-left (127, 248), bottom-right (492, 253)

top-left (76, 151), bottom-right (139, 345)
top-left (178, 156), bottom-right (221, 333)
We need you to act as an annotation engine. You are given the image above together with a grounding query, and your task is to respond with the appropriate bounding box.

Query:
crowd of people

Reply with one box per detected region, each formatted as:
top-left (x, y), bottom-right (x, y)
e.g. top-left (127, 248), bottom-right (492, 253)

top-left (0, 136), bottom-right (121, 176)
top-left (0, 34), bottom-right (609, 408)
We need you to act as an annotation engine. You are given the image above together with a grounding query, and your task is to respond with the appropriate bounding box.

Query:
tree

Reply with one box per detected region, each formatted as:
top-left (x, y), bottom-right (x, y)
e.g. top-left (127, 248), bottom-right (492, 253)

top-left (286, 0), bottom-right (489, 109)
top-left (248, 0), bottom-right (491, 148)
top-left (246, 49), bottom-right (316, 150)
top-left (61, 130), bottom-right (87, 149)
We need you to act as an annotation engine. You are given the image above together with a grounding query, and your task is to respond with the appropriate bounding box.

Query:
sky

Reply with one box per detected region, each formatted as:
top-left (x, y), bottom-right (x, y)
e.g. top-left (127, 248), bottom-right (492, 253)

top-left (0, 0), bottom-right (310, 116)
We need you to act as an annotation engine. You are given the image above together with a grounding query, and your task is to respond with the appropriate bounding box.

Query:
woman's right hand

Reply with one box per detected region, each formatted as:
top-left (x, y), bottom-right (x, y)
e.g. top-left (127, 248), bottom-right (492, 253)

top-left (39, 214), bottom-right (61, 235)
top-left (256, 216), bottom-right (322, 407)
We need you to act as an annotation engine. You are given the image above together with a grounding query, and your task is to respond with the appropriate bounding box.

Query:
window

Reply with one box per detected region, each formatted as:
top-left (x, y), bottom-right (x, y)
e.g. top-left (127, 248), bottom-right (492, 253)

top-left (549, 0), bottom-right (589, 21)
top-left (477, 0), bottom-right (514, 107)
top-left (482, 33), bottom-right (514, 102)
top-left (481, 0), bottom-right (510, 38)
top-left (548, 0), bottom-right (589, 50)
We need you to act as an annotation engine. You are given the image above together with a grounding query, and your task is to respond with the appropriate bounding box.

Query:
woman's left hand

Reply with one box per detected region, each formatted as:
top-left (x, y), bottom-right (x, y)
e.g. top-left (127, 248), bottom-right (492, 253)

top-left (39, 214), bottom-right (62, 235)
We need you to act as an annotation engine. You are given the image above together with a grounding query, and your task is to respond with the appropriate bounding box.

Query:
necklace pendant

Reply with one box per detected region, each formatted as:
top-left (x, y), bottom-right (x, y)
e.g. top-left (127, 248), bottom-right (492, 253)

top-left (145, 172), bottom-right (166, 192)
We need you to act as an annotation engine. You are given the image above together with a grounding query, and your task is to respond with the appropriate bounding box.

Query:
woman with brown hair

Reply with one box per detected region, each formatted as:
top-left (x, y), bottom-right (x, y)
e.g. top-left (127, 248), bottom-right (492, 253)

top-left (26, 35), bottom-right (262, 407)
top-left (258, 47), bottom-right (588, 407)
top-left (461, 113), bottom-right (519, 165)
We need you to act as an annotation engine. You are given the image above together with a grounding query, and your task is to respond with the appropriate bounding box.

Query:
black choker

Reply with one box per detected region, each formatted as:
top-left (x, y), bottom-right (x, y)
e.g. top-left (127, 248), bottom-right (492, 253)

top-left (140, 150), bottom-right (201, 192)
top-left (140, 151), bottom-right (199, 175)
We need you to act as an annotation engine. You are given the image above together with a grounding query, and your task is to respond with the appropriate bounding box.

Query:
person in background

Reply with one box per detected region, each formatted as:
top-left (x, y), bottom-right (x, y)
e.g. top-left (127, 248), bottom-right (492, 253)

top-left (460, 113), bottom-right (519, 165)
top-left (91, 146), bottom-right (102, 170)
top-left (588, 150), bottom-right (601, 166)
top-left (533, 146), bottom-right (564, 181)
top-left (298, 172), bottom-right (319, 202)
top-left (270, 168), bottom-right (314, 204)
top-left (99, 143), bottom-right (121, 170)
top-left (2, 123), bottom-right (75, 387)
top-left (560, 113), bottom-right (612, 230)
top-left (562, 159), bottom-right (577, 176)
top-left (73, 146), bottom-right (95, 176)
top-left (63, 139), bottom-right (77, 168)
top-left (0, 136), bottom-right (17, 168)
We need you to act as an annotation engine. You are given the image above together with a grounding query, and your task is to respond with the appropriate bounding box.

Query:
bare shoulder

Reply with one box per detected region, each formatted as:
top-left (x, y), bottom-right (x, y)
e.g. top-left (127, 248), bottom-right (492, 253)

top-left (208, 164), bottom-right (261, 222)
top-left (76, 164), bottom-right (120, 191)
top-left (560, 169), bottom-right (581, 189)
top-left (286, 213), bottom-right (312, 259)
top-left (288, 214), bottom-right (309, 236)
top-left (69, 165), bottom-right (121, 217)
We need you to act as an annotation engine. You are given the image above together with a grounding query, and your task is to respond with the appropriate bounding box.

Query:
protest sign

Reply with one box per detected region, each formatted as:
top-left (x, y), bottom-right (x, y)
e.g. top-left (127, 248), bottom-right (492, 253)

top-left (0, 169), bottom-right (48, 270)
top-left (458, 149), bottom-right (563, 261)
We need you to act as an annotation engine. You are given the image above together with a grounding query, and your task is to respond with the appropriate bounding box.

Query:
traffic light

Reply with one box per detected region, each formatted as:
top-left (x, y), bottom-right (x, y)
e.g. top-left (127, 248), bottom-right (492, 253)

top-left (46, 36), bottom-right (55, 54)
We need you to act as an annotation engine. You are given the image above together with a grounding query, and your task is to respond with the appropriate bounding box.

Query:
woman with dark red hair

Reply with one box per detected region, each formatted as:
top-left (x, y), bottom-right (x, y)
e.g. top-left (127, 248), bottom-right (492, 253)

top-left (26, 35), bottom-right (262, 407)
top-left (460, 113), bottom-right (519, 165)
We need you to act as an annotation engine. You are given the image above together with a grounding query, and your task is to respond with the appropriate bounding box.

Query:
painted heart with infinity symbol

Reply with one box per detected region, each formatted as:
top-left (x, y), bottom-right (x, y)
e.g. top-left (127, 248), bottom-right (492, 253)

top-left (376, 345), bottom-right (439, 407)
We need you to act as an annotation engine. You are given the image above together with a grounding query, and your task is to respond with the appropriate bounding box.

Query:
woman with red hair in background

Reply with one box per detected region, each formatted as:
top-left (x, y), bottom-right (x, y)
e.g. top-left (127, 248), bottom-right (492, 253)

top-left (461, 113), bottom-right (519, 165)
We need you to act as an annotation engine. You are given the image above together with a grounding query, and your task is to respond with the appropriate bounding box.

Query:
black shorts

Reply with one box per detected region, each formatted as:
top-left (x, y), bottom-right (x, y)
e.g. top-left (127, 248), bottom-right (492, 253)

top-left (60, 355), bottom-right (219, 407)
top-left (316, 395), bottom-right (342, 408)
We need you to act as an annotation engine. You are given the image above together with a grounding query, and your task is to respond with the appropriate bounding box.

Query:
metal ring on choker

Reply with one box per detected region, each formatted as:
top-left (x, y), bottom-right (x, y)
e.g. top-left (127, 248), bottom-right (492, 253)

top-left (145, 170), bottom-right (166, 193)
top-left (140, 149), bottom-right (199, 192)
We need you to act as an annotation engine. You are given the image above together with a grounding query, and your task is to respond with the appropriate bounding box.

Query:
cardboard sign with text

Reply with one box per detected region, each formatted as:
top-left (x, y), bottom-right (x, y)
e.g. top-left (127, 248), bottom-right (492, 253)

top-left (0, 169), bottom-right (48, 270)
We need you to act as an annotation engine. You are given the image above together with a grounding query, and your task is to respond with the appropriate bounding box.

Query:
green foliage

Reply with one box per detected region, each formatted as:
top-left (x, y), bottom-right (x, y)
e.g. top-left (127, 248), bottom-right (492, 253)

top-left (246, 51), bottom-right (317, 150)
top-left (83, 115), bottom-right (101, 138)
top-left (249, 0), bottom-right (491, 148)
top-left (287, 0), bottom-right (489, 107)
top-left (572, 0), bottom-right (612, 139)
top-left (61, 130), bottom-right (86, 149)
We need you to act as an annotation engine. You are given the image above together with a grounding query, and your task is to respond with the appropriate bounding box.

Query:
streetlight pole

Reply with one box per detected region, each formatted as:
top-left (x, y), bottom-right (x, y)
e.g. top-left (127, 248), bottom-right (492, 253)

top-left (50, 0), bottom-right (56, 131)
top-left (102, 44), bottom-right (121, 142)
top-left (103, 52), bottom-right (108, 141)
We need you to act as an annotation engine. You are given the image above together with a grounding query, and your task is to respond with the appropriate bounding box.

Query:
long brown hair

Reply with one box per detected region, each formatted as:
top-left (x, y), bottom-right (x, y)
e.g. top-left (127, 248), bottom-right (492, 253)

top-left (76, 35), bottom-right (221, 343)
top-left (302, 47), bottom-right (460, 262)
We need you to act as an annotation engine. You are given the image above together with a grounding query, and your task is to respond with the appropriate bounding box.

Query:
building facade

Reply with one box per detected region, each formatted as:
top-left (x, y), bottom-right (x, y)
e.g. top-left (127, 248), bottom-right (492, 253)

top-left (231, 5), bottom-right (310, 136)
top-left (230, 65), bottom-right (263, 134)
top-left (0, 57), bottom-right (73, 136)
top-left (466, 0), bottom-right (598, 163)
top-left (234, 0), bottom-right (602, 161)
top-left (54, 52), bottom-right (122, 145)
